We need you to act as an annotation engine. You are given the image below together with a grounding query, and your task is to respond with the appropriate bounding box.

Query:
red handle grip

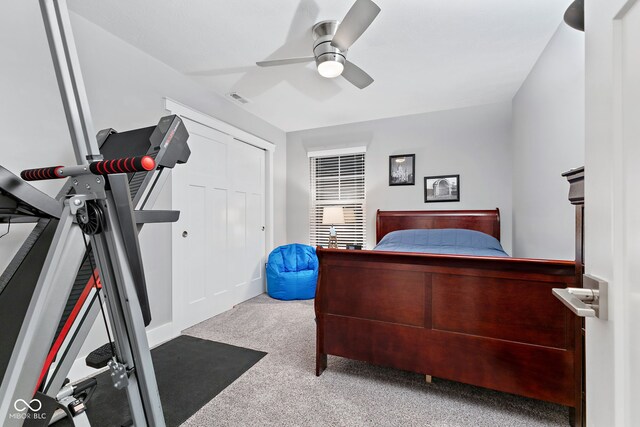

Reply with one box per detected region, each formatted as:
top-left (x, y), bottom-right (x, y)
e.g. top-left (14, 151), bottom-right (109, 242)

top-left (20, 166), bottom-right (64, 181)
top-left (89, 156), bottom-right (156, 175)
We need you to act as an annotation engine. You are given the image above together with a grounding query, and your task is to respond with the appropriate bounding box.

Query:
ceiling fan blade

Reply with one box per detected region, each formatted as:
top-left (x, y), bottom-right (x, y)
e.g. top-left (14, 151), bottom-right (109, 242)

top-left (331, 0), bottom-right (381, 51)
top-left (342, 61), bottom-right (374, 89)
top-left (256, 56), bottom-right (315, 67)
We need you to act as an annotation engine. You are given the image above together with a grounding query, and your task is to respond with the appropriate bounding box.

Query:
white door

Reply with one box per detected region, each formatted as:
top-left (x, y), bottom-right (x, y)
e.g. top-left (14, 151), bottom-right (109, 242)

top-left (172, 119), bottom-right (266, 331)
top-left (585, 0), bottom-right (640, 425)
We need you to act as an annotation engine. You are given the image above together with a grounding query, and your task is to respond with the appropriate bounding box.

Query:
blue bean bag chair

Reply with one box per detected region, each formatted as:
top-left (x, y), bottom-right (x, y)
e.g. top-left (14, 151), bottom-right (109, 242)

top-left (266, 244), bottom-right (319, 300)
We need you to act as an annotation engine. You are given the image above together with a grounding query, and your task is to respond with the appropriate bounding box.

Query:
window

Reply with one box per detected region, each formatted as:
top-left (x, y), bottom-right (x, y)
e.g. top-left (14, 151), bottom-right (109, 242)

top-left (309, 148), bottom-right (366, 248)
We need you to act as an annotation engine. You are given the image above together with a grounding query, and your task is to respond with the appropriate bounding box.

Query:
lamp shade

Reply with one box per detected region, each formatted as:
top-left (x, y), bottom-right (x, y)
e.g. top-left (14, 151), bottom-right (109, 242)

top-left (321, 206), bottom-right (345, 225)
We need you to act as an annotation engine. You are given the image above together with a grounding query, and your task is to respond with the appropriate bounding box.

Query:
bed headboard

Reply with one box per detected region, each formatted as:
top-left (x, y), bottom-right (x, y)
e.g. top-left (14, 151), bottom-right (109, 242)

top-left (375, 209), bottom-right (501, 243)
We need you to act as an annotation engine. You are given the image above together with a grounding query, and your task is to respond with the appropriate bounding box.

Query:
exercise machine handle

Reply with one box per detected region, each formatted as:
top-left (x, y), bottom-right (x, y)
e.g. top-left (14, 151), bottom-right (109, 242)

top-left (89, 156), bottom-right (156, 175)
top-left (20, 166), bottom-right (64, 181)
top-left (20, 156), bottom-right (156, 181)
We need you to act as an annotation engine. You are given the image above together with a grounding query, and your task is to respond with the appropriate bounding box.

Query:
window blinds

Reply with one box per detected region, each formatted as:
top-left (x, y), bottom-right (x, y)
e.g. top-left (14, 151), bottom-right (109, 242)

top-left (309, 152), bottom-right (366, 248)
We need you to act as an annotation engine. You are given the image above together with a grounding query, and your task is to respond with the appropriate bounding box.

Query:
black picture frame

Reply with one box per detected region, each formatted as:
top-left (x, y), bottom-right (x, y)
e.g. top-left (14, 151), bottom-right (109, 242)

top-left (389, 154), bottom-right (415, 186)
top-left (424, 174), bottom-right (460, 203)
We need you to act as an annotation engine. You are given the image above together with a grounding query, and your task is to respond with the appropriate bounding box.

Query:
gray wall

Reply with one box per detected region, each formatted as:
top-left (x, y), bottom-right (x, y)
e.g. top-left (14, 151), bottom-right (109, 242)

top-left (287, 102), bottom-right (514, 254)
top-left (0, 1), bottom-right (285, 365)
top-left (511, 23), bottom-right (584, 260)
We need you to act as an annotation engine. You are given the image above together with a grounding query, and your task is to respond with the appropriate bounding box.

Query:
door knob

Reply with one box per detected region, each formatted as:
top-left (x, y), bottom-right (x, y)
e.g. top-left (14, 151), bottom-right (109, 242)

top-left (261, 226), bottom-right (265, 231)
top-left (182, 231), bottom-right (188, 238)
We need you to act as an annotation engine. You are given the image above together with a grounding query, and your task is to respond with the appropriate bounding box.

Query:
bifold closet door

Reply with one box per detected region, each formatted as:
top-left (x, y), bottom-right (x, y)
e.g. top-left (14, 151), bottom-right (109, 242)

top-left (172, 119), bottom-right (266, 331)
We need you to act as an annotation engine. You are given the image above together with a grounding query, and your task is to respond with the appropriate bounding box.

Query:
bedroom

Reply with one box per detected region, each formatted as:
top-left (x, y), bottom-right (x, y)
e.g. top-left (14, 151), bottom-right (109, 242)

top-left (0, 0), bottom-right (637, 426)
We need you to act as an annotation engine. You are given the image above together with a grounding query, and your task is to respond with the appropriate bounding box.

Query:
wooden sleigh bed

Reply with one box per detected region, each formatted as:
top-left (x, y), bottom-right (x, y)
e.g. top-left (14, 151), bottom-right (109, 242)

top-left (315, 209), bottom-right (580, 410)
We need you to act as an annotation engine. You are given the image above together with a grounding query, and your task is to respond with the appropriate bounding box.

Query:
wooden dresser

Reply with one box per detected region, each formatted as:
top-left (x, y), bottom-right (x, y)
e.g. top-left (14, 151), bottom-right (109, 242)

top-left (563, 166), bottom-right (585, 427)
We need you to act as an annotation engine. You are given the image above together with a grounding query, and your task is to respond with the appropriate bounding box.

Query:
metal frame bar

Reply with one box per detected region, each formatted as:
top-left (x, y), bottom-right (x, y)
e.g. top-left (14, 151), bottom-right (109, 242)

top-left (91, 175), bottom-right (165, 426)
top-left (38, 0), bottom-right (101, 163)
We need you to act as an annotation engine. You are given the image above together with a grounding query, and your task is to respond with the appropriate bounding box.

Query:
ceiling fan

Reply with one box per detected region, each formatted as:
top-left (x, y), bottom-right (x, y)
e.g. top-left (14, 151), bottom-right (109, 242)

top-left (256, 0), bottom-right (381, 89)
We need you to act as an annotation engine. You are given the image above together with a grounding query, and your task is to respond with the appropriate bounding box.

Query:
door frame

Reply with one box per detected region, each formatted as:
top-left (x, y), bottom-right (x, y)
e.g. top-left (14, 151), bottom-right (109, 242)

top-left (164, 98), bottom-right (275, 335)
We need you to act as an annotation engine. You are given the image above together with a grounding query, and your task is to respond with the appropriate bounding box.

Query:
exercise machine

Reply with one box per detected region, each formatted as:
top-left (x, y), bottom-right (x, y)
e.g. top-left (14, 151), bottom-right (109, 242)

top-left (0, 0), bottom-right (190, 425)
top-left (0, 115), bottom-right (190, 426)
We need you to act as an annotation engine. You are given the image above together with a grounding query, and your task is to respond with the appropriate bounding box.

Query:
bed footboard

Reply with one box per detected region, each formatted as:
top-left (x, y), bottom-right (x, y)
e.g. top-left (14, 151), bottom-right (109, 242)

top-left (315, 248), bottom-right (579, 407)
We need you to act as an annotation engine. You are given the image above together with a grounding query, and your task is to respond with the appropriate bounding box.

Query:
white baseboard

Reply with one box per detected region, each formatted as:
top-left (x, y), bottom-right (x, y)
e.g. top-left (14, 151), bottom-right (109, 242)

top-left (67, 321), bottom-right (178, 382)
top-left (147, 321), bottom-right (179, 349)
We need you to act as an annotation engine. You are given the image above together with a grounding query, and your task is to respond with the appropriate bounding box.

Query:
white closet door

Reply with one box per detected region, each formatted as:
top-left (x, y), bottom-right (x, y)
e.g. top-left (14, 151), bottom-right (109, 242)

top-left (172, 119), bottom-right (265, 331)
top-left (228, 137), bottom-right (266, 302)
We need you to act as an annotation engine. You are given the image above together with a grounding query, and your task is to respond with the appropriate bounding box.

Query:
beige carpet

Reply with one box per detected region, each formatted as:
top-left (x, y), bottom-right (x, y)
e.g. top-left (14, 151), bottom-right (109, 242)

top-left (181, 294), bottom-right (569, 427)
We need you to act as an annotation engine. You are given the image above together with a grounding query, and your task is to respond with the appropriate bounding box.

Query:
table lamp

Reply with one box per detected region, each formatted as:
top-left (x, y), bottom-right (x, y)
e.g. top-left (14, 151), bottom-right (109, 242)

top-left (322, 206), bottom-right (345, 248)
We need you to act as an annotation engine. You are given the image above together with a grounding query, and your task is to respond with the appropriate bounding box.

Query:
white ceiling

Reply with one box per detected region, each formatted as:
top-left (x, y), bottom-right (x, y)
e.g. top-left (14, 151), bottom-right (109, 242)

top-left (68, 0), bottom-right (571, 132)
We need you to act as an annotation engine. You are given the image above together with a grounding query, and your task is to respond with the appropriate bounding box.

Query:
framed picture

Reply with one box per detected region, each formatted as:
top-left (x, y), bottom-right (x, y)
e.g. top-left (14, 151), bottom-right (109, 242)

top-left (424, 174), bottom-right (460, 202)
top-left (389, 154), bottom-right (415, 186)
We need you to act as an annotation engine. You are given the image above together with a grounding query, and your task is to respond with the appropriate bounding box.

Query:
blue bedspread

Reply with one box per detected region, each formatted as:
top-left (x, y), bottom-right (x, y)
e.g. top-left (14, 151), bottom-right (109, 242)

top-left (373, 229), bottom-right (509, 257)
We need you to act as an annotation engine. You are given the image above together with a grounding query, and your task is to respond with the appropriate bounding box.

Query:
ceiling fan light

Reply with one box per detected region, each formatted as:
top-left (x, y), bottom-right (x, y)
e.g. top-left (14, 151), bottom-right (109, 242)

top-left (316, 54), bottom-right (345, 78)
top-left (318, 60), bottom-right (344, 78)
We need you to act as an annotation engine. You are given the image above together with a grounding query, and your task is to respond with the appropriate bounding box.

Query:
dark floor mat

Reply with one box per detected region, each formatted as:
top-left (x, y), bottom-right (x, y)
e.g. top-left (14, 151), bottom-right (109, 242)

top-left (56, 335), bottom-right (266, 427)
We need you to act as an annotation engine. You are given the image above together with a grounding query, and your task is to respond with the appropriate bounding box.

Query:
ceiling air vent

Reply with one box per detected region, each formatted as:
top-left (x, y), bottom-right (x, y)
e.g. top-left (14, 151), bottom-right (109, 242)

top-left (228, 92), bottom-right (249, 104)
